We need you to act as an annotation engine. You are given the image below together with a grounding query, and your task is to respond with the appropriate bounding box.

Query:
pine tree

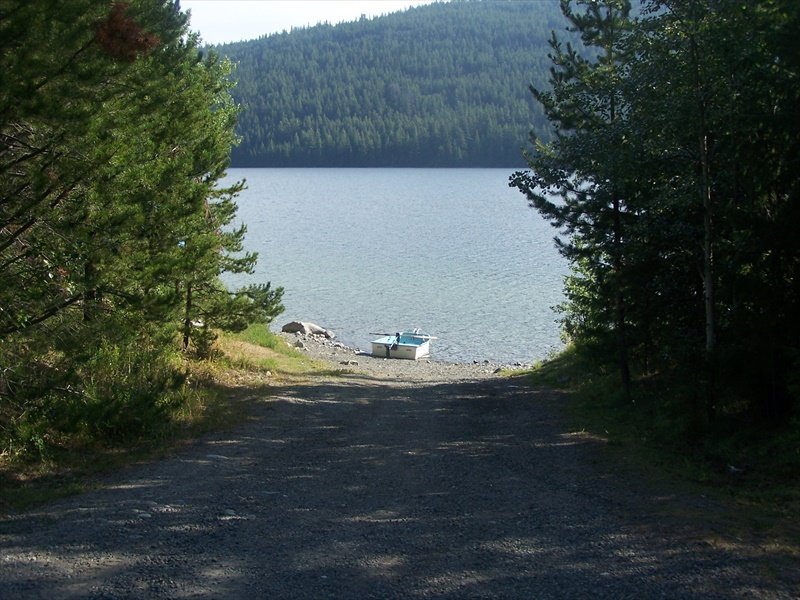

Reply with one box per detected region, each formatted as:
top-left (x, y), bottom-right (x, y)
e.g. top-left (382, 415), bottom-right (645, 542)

top-left (1, 0), bottom-right (283, 451)
top-left (511, 0), bottom-right (636, 399)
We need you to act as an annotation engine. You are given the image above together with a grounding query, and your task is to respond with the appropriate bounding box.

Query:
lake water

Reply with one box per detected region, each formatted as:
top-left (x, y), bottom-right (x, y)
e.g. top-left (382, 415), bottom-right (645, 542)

top-left (223, 168), bottom-right (567, 364)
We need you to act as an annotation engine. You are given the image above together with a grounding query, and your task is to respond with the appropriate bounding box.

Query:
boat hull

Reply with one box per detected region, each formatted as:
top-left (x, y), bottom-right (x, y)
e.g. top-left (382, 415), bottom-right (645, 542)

top-left (370, 334), bottom-right (431, 360)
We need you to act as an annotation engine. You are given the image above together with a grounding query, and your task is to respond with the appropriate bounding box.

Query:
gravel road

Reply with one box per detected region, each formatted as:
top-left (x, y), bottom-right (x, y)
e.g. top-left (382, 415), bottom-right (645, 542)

top-left (1, 338), bottom-right (797, 598)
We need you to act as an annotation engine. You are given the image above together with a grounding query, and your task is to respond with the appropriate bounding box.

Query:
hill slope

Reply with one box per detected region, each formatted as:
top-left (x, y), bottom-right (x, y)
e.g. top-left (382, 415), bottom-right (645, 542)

top-left (214, 0), bottom-right (567, 167)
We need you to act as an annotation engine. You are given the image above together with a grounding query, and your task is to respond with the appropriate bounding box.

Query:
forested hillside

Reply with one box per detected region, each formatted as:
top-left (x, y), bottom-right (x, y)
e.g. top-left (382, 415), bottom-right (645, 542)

top-left (212, 0), bottom-right (566, 167)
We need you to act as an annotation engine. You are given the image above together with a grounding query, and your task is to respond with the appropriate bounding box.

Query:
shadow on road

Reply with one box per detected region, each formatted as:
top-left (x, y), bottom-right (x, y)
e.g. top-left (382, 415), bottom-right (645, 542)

top-left (1, 376), bottom-right (796, 598)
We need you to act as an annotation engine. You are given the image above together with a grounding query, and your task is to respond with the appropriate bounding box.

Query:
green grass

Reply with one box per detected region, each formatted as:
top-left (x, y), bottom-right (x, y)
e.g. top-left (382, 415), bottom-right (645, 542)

top-left (521, 348), bottom-right (800, 568)
top-left (0, 383), bottom-right (237, 514)
top-left (229, 323), bottom-right (301, 354)
top-left (218, 323), bottom-right (345, 380)
top-left (523, 345), bottom-right (800, 520)
top-left (0, 324), bottom-right (334, 515)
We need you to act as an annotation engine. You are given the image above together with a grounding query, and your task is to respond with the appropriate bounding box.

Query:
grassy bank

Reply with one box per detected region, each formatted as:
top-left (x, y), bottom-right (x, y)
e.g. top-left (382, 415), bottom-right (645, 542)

top-left (524, 346), bottom-right (800, 523)
top-left (0, 325), bottom-right (329, 515)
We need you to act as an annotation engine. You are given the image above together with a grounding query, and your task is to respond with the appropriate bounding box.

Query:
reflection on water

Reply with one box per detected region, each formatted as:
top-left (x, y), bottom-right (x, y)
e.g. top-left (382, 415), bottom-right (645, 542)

top-left (224, 168), bottom-right (567, 364)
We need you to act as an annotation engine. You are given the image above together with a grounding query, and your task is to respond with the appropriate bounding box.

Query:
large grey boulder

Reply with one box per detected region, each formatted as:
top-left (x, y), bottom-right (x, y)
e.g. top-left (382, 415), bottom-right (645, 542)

top-left (281, 321), bottom-right (335, 339)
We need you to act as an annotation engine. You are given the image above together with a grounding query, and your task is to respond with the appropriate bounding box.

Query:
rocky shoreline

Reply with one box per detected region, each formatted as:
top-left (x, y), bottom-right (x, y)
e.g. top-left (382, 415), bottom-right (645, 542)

top-left (279, 330), bottom-right (527, 383)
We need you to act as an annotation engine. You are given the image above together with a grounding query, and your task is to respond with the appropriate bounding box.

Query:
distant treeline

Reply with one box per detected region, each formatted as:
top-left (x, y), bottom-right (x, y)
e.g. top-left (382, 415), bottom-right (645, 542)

top-left (213, 0), bottom-right (566, 167)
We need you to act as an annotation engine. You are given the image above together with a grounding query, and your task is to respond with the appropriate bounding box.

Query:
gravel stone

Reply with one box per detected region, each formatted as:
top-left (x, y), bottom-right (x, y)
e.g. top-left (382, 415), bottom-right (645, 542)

top-left (0, 338), bottom-right (796, 598)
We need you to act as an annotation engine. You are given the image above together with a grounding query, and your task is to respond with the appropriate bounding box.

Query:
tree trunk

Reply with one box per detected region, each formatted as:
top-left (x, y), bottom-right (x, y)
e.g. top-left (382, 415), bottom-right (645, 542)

top-left (612, 195), bottom-right (632, 402)
top-left (765, 240), bottom-right (790, 420)
top-left (83, 259), bottom-right (98, 322)
top-left (690, 28), bottom-right (716, 422)
top-left (699, 131), bottom-right (716, 421)
top-left (607, 27), bottom-right (631, 403)
top-left (182, 281), bottom-right (193, 350)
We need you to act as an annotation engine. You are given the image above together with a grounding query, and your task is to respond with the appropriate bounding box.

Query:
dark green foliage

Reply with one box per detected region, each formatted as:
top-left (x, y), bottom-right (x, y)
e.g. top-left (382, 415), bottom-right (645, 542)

top-left (528, 346), bottom-right (800, 504)
top-left (63, 336), bottom-right (186, 442)
top-left (0, 0), bottom-right (282, 457)
top-left (510, 0), bottom-right (639, 404)
top-left (210, 0), bottom-right (568, 167)
top-left (514, 0), bottom-right (799, 435)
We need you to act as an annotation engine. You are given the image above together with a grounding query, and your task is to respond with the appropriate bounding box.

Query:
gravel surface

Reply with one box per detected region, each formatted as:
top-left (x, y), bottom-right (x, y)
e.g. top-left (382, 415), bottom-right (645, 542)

top-left (1, 336), bottom-right (797, 598)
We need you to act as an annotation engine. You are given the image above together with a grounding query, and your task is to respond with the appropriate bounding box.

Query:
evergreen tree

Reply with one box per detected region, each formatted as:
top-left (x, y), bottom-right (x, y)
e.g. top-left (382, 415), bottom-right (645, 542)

top-left (513, 0), bottom-right (799, 428)
top-left (511, 0), bottom-right (636, 399)
top-left (630, 0), bottom-right (800, 419)
top-left (0, 0), bottom-right (282, 452)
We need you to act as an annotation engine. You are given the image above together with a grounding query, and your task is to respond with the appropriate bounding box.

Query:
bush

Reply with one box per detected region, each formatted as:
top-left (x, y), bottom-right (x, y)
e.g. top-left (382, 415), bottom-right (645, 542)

top-left (73, 340), bottom-right (186, 442)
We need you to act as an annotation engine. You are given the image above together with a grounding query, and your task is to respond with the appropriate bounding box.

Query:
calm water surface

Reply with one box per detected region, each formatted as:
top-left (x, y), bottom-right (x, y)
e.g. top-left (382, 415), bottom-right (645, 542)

top-left (224, 168), bottom-right (566, 364)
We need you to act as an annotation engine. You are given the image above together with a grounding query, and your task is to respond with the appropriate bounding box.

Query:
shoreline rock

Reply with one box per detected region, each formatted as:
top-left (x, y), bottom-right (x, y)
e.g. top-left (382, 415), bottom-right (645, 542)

top-left (281, 321), bottom-right (335, 339)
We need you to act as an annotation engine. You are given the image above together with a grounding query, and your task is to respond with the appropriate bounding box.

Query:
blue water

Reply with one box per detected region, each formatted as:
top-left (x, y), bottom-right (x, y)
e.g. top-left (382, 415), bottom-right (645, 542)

top-left (223, 168), bottom-right (567, 364)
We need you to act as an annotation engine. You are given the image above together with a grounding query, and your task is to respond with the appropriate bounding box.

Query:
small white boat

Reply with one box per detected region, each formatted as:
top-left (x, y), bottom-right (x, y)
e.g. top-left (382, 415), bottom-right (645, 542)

top-left (370, 329), bottom-right (436, 360)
